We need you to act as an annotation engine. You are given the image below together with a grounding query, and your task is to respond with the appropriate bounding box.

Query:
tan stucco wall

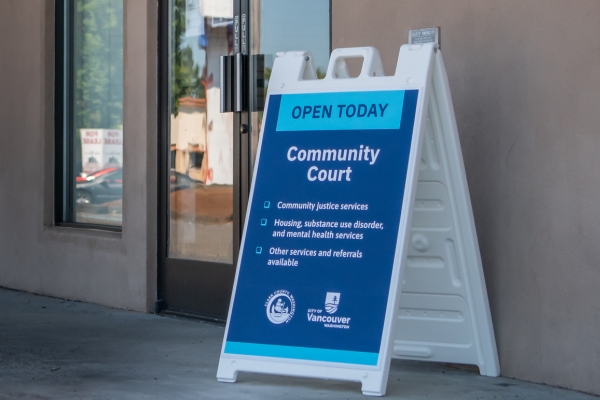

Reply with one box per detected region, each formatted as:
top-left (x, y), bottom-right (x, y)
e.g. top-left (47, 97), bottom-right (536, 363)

top-left (0, 0), bottom-right (158, 312)
top-left (333, 0), bottom-right (600, 395)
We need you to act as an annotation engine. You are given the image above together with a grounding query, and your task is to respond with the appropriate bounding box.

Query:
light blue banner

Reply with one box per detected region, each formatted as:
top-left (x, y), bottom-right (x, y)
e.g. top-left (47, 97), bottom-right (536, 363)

top-left (276, 90), bottom-right (405, 132)
top-left (225, 341), bottom-right (379, 366)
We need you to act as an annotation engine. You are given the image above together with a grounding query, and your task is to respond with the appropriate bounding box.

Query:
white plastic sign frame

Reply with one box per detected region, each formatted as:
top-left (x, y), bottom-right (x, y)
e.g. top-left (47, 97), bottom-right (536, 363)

top-left (217, 42), bottom-right (499, 396)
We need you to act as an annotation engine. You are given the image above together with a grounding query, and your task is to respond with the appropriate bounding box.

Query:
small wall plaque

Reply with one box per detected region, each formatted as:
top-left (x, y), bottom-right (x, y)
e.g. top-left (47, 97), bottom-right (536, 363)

top-left (409, 27), bottom-right (440, 48)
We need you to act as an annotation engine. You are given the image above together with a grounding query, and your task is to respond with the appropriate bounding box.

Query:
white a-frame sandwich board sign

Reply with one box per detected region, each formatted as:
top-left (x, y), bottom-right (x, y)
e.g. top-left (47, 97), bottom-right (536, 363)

top-left (217, 42), bottom-right (499, 396)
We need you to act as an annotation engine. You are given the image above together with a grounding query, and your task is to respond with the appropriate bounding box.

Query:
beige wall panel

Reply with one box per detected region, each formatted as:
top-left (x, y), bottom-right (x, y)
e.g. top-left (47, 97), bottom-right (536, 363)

top-left (333, 0), bottom-right (600, 395)
top-left (0, 0), bottom-right (158, 312)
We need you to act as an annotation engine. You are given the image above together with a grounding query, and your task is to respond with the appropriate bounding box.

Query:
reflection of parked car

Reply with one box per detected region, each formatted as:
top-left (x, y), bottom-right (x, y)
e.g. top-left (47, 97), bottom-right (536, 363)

top-left (76, 167), bottom-right (119, 183)
top-left (170, 169), bottom-right (201, 192)
top-left (76, 168), bottom-right (122, 204)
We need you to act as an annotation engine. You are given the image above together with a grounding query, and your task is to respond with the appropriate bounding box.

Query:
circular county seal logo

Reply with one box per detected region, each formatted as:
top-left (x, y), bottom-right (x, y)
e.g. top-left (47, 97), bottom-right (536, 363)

top-left (265, 290), bottom-right (295, 324)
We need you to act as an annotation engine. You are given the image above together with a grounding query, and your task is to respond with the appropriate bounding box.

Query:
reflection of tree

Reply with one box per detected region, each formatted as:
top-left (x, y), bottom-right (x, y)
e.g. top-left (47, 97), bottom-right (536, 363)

top-left (74, 0), bottom-right (123, 131)
top-left (171, 0), bottom-right (205, 116)
top-left (73, 0), bottom-right (123, 174)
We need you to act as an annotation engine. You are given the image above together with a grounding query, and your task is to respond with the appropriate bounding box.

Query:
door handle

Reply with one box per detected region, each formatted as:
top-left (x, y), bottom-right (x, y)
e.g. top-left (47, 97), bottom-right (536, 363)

top-left (220, 53), bottom-right (264, 113)
top-left (220, 55), bottom-right (234, 113)
top-left (234, 53), bottom-right (247, 112)
top-left (219, 53), bottom-right (247, 113)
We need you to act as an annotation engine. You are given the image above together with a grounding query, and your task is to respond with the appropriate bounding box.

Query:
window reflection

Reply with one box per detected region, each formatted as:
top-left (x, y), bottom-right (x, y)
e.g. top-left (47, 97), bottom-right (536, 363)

top-left (72, 0), bottom-right (124, 226)
top-left (168, 0), bottom-right (234, 263)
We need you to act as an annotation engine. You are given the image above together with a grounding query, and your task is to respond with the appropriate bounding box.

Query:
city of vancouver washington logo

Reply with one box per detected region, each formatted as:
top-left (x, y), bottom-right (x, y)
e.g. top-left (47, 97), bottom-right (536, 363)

top-left (265, 290), bottom-right (295, 324)
top-left (307, 292), bottom-right (352, 329)
top-left (325, 292), bottom-right (340, 314)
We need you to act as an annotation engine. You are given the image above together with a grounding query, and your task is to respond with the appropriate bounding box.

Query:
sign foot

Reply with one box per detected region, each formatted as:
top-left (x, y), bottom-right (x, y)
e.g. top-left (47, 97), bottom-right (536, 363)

top-left (216, 361), bottom-right (238, 383)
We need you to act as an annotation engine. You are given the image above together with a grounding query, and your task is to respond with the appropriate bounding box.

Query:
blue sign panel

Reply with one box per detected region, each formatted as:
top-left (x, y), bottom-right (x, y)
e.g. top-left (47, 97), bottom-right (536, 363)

top-left (224, 89), bottom-right (419, 366)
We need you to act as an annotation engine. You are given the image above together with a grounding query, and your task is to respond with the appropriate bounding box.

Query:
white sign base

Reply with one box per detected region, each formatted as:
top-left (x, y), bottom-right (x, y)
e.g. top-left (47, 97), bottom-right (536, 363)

top-left (218, 358), bottom-right (389, 396)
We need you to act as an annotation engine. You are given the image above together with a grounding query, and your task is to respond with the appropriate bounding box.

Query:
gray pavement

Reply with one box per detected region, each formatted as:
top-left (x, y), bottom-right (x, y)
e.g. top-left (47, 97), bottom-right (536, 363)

top-left (0, 288), bottom-right (597, 400)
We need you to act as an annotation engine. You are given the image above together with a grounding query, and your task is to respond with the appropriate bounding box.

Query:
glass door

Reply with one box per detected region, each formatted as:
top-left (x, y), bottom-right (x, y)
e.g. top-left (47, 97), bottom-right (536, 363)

top-left (158, 0), bottom-right (331, 321)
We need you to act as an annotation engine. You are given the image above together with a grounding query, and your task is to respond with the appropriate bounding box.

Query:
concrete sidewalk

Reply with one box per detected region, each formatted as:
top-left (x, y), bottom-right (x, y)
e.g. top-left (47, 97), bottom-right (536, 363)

top-left (0, 288), bottom-right (597, 400)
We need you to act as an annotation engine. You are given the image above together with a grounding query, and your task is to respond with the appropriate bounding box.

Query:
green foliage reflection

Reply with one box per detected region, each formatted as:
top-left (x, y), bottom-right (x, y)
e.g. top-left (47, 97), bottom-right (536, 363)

top-left (171, 0), bottom-right (205, 116)
top-left (74, 0), bottom-right (123, 131)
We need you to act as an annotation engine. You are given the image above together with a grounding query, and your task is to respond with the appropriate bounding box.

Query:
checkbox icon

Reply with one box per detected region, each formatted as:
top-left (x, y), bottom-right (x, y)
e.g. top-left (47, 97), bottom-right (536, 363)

top-left (261, 219), bottom-right (267, 226)
top-left (264, 201), bottom-right (270, 208)
top-left (256, 247), bottom-right (263, 254)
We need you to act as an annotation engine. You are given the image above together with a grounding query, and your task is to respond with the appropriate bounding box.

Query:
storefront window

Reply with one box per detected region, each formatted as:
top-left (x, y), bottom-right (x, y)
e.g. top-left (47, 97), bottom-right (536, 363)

top-left (56, 0), bottom-right (124, 227)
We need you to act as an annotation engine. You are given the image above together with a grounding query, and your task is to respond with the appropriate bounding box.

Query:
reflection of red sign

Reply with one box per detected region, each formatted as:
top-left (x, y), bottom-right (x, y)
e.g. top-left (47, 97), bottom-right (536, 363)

top-left (83, 130), bottom-right (102, 144)
top-left (207, 168), bottom-right (214, 184)
top-left (104, 130), bottom-right (122, 144)
top-left (83, 138), bottom-right (102, 144)
top-left (104, 138), bottom-right (122, 145)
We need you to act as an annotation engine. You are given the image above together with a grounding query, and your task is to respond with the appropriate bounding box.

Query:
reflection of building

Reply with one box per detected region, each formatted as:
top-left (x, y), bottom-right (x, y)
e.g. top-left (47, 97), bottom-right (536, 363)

top-left (205, 87), bottom-right (233, 185)
top-left (171, 1), bottom-right (233, 185)
top-left (170, 97), bottom-right (208, 181)
top-left (170, 93), bottom-right (233, 186)
top-left (168, 2), bottom-right (235, 263)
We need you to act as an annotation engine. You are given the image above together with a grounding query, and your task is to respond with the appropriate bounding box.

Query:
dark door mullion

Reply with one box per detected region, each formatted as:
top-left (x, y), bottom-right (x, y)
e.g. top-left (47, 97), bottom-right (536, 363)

top-left (234, 0), bottom-right (251, 260)
top-left (156, 0), bottom-right (170, 311)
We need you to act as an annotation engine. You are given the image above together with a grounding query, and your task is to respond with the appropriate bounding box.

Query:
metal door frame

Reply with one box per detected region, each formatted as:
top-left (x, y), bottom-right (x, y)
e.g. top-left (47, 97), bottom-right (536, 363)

top-left (157, 0), bottom-right (245, 321)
